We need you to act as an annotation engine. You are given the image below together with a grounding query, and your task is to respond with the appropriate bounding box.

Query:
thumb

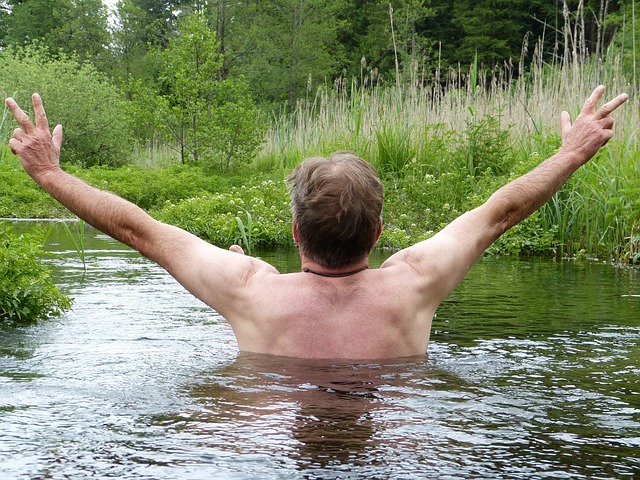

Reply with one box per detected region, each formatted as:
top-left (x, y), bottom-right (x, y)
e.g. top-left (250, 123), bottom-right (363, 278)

top-left (560, 111), bottom-right (571, 138)
top-left (229, 244), bottom-right (245, 255)
top-left (52, 124), bottom-right (63, 154)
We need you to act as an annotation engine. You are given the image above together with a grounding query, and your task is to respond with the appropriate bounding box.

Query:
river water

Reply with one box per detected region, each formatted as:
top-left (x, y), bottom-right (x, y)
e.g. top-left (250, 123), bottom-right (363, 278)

top-left (1, 224), bottom-right (639, 479)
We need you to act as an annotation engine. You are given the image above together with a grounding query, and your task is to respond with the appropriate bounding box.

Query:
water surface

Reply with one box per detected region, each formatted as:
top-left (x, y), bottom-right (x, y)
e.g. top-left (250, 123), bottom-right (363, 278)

top-left (1, 224), bottom-right (638, 479)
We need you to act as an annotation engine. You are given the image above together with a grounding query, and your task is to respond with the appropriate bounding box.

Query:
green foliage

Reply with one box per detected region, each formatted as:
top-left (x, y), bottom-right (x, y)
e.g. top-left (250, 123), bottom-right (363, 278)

top-left (373, 122), bottom-right (416, 174)
top-left (153, 178), bottom-right (293, 249)
top-left (3, 0), bottom-right (113, 71)
top-left (122, 0), bottom-right (190, 48)
top-left (220, 0), bottom-right (347, 104)
top-left (379, 165), bottom-right (473, 249)
top-left (451, 0), bottom-right (530, 67)
top-left (110, 0), bottom-right (158, 85)
top-left (234, 210), bottom-right (254, 255)
top-left (459, 113), bottom-right (514, 177)
top-left (491, 211), bottom-right (557, 256)
top-left (538, 143), bottom-right (640, 263)
top-left (0, 157), bottom-right (68, 218)
top-left (203, 78), bottom-right (267, 171)
top-left (3, 0), bottom-right (60, 48)
top-left (74, 163), bottom-right (222, 211)
top-left (56, 220), bottom-right (87, 272)
top-left (150, 12), bottom-right (265, 169)
top-left (0, 45), bottom-right (134, 167)
top-left (0, 222), bottom-right (72, 323)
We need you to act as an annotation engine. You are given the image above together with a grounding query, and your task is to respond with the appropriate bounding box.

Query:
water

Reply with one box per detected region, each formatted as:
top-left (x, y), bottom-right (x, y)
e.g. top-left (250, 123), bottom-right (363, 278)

top-left (1, 224), bottom-right (639, 479)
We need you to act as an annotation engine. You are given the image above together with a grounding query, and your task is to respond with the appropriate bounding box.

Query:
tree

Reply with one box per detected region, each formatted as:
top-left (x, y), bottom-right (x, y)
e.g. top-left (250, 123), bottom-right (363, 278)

top-left (338, 0), bottom-right (436, 84)
top-left (0, 1), bottom-right (10, 47)
top-left (219, 0), bottom-right (347, 104)
top-left (122, 0), bottom-right (193, 48)
top-left (111, 0), bottom-right (159, 87)
top-left (450, 0), bottom-right (532, 68)
top-left (3, 0), bottom-right (112, 69)
top-left (3, 0), bottom-right (60, 47)
top-left (47, 0), bottom-right (113, 71)
top-left (152, 12), bottom-right (264, 169)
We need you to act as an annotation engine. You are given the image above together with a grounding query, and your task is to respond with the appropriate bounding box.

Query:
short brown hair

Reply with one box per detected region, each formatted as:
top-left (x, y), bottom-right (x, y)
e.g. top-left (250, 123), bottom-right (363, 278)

top-left (287, 151), bottom-right (383, 268)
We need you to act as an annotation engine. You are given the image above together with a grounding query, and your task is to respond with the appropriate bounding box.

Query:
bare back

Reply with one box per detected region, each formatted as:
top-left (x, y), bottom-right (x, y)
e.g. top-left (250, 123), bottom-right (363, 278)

top-left (227, 261), bottom-right (438, 359)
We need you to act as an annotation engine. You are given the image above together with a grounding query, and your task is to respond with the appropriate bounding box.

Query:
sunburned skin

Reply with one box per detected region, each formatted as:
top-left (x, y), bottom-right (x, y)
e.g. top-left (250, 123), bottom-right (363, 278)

top-left (5, 87), bottom-right (628, 359)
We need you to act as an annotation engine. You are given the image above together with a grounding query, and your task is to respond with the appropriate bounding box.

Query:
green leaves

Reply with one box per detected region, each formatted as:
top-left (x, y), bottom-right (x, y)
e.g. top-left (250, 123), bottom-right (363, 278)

top-left (0, 222), bottom-right (72, 323)
top-left (153, 177), bottom-right (293, 249)
top-left (149, 13), bottom-right (265, 169)
top-left (0, 45), bottom-right (134, 167)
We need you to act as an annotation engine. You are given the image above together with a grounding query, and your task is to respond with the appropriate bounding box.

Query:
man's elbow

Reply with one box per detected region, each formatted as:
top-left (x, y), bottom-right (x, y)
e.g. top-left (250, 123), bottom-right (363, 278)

top-left (483, 195), bottom-right (519, 238)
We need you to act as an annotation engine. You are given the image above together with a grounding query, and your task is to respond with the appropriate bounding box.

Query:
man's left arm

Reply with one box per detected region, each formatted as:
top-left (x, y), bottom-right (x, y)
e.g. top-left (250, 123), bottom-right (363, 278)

top-left (384, 85), bottom-right (628, 304)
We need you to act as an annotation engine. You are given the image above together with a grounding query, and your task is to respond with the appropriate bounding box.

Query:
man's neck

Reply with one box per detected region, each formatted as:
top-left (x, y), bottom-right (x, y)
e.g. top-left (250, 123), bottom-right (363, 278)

top-left (300, 256), bottom-right (370, 277)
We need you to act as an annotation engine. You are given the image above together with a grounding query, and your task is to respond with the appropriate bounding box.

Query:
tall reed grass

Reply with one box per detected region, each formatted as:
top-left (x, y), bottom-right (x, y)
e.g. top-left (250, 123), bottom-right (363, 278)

top-left (0, 101), bottom-right (12, 165)
top-left (256, 31), bottom-right (640, 263)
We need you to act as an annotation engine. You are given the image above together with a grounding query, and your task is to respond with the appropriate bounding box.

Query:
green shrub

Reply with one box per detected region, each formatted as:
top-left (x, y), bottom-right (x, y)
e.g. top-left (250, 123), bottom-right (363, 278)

top-left (0, 158), bottom-right (68, 218)
top-left (75, 164), bottom-right (227, 211)
top-left (0, 44), bottom-right (134, 167)
top-left (457, 113), bottom-right (514, 177)
top-left (144, 13), bottom-right (265, 170)
top-left (153, 177), bottom-right (293, 249)
top-left (0, 222), bottom-right (71, 323)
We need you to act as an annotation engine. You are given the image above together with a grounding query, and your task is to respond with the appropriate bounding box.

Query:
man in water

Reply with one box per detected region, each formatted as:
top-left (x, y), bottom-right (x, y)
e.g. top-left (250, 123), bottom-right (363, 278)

top-left (6, 86), bottom-right (627, 359)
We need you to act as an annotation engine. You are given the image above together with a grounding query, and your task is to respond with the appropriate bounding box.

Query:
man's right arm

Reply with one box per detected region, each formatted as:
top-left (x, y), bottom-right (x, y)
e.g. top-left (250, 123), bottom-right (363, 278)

top-left (382, 85), bottom-right (628, 304)
top-left (7, 94), bottom-right (188, 261)
top-left (6, 94), bottom-right (274, 320)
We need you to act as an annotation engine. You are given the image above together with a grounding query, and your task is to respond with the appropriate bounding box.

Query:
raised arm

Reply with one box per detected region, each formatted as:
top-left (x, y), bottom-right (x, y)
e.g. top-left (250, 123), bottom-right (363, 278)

top-left (384, 85), bottom-right (628, 303)
top-left (6, 94), bottom-right (273, 317)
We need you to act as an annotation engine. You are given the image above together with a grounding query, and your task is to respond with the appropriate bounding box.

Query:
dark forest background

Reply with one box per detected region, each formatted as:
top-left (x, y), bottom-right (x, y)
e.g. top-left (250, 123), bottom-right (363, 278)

top-left (0, 1), bottom-right (628, 105)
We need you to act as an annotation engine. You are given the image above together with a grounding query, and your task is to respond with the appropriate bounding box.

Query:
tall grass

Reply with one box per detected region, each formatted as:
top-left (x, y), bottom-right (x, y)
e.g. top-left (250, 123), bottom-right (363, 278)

top-left (0, 101), bottom-right (13, 165)
top-left (56, 220), bottom-right (87, 273)
top-left (259, 50), bottom-right (636, 171)
top-left (256, 19), bottom-right (640, 263)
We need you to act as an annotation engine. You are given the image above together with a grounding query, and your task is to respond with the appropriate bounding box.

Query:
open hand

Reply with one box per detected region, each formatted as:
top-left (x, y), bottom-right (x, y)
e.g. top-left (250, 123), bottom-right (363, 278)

top-left (560, 85), bottom-right (628, 165)
top-left (6, 93), bottom-right (63, 182)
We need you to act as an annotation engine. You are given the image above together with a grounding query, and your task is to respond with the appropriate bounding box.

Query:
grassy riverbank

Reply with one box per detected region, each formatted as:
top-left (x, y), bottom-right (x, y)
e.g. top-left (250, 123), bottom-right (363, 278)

top-left (1, 59), bottom-right (638, 264)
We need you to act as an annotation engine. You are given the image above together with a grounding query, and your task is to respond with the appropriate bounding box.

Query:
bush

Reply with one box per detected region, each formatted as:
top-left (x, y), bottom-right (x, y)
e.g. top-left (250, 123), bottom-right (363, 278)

top-left (0, 222), bottom-right (71, 323)
top-left (153, 177), bottom-right (293, 250)
top-left (74, 163), bottom-right (227, 211)
top-left (0, 157), bottom-right (68, 218)
top-left (145, 13), bottom-right (266, 170)
top-left (0, 44), bottom-right (134, 167)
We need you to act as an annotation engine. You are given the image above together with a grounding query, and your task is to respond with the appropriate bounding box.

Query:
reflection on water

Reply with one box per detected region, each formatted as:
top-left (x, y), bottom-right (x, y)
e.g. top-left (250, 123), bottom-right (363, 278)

top-left (0, 223), bottom-right (639, 479)
top-left (183, 354), bottom-right (430, 473)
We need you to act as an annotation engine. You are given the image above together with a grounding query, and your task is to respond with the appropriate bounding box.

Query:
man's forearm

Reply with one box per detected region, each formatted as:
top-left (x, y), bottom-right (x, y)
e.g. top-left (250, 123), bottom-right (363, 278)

top-left (485, 148), bottom-right (583, 235)
top-left (37, 168), bottom-right (155, 252)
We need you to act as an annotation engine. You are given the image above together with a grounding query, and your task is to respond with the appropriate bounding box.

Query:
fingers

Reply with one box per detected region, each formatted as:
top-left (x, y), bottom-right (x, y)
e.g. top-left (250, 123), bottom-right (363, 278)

top-left (582, 85), bottom-right (628, 119)
top-left (6, 93), bottom-right (51, 132)
top-left (8, 137), bottom-right (19, 156)
top-left (5, 97), bottom-right (35, 133)
top-left (595, 92), bottom-right (629, 119)
top-left (582, 85), bottom-right (606, 114)
top-left (560, 110), bottom-right (571, 137)
top-left (32, 93), bottom-right (50, 132)
top-left (12, 127), bottom-right (26, 141)
top-left (600, 129), bottom-right (614, 147)
top-left (52, 124), bottom-right (63, 154)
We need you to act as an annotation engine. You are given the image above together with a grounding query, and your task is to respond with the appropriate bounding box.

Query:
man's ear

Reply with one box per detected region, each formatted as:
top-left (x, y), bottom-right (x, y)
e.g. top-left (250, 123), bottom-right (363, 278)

top-left (373, 217), bottom-right (382, 246)
top-left (292, 218), bottom-right (300, 244)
